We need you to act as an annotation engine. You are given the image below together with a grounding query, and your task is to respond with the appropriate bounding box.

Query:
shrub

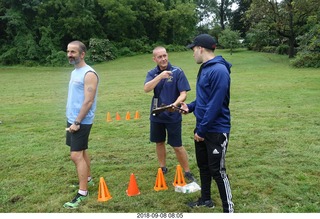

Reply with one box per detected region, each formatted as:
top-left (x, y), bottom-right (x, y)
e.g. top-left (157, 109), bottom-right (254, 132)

top-left (0, 47), bottom-right (18, 65)
top-left (117, 38), bottom-right (153, 55)
top-left (165, 44), bottom-right (188, 52)
top-left (22, 60), bottom-right (39, 67)
top-left (46, 51), bottom-right (68, 66)
top-left (89, 38), bottom-right (117, 63)
top-left (290, 52), bottom-right (320, 68)
top-left (276, 44), bottom-right (289, 55)
top-left (292, 23), bottom-right (320, 68)
top-left (117, 47), bottom-right (136, 57)
top-left (261, 46), bottom-right (277, 53)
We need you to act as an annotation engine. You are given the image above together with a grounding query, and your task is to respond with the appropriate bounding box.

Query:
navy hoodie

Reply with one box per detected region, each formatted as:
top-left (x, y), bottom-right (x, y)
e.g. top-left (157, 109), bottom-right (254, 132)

top-left (187, 55), bottom-right (231, 138)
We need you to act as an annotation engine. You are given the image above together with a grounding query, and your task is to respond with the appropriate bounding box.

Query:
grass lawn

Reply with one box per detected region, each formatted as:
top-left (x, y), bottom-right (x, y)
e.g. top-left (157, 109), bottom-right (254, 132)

top-left (0, 49), bottom-right (319, 214)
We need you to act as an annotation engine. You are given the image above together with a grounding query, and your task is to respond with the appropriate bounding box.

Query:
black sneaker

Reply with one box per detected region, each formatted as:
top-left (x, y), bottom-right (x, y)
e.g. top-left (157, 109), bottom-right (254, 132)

top-left (188, 198), bottom-right (215, 208)
top-left (161, 167), bottom-right (168, 174)
top-left (184, 172), bottom-right (196, 182)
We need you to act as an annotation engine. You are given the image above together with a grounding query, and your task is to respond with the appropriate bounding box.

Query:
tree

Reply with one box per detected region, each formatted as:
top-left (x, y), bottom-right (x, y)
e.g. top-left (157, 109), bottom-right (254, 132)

top-left (195, 0), bottom-right (236, 30)
top-left (291, 14), bottom-right (320, 67)
top-left (0, 0), bottom-right (200, 65)
top-left (246, 0), bottom-right (320, 58)
top-left (129, 0), bottom-right (166, 42)
top-left (158, 1), bottom-right (198, 44)
top-left (0, 0), bottom-right (105, 65)
top-left (218, 28), bottom-right (241, 54)
top-left (230, 0), bottom-right (252, 38)
top-left (0, 0), bottom-right (41, 65)
top-left (97, 0), bottom-right (137, 41)
top-left (245, 20), bottom-right (281, 51)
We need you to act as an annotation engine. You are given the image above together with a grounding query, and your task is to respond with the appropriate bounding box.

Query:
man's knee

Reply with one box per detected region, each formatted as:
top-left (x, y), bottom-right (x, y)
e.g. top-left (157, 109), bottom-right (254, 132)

top-left (173, 146), bottom-right (185, 153)
top-left (211, 169), bottom-right (227, 180)
top-left (70, 151), bottom-right (83, 163)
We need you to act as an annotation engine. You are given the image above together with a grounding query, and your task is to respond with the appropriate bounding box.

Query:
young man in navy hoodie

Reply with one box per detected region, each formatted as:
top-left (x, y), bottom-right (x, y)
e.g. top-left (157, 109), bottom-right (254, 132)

top-left (181, 34), bottom-right (234, 213)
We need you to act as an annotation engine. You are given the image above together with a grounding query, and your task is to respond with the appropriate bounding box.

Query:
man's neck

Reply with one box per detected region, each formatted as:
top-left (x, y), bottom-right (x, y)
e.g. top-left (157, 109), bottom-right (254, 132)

top-left (75, 61), bottom-right (86, 69)
top-left (202, 54), bottom-right (215, 64)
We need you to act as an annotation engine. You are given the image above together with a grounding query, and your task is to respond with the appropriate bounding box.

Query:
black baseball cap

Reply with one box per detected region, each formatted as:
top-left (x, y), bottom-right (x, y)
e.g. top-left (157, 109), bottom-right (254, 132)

top-left (187, 34), bottom-right (217, 50)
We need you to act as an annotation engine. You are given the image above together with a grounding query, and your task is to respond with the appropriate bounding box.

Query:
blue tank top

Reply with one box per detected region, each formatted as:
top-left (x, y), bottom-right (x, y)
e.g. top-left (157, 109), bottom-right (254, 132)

top-left (66, 65), bottom-right (99, 124)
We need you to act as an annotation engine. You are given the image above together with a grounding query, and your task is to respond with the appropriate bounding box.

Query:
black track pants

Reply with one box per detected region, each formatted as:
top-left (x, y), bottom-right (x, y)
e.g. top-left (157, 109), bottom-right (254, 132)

top-left (195, 132), bottom-right (234, 213)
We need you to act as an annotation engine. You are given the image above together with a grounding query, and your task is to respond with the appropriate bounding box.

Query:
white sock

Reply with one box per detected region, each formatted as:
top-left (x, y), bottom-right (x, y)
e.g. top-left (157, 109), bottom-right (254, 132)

top-left (78, 189), bottom-right (88, 196)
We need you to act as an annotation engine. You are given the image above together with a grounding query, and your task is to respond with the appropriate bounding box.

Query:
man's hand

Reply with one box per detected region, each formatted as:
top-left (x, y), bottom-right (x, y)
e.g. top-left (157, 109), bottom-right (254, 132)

top-left (160, 70), bottom-right (172, 79)
top-left (194, 133), bottom-right (204, 142)
top-left (180, 102), bottom-right (189, 114)
top-left (167, 104), bottom-right (176, 112)
top-left (66, 123), bottom-right (80, 133)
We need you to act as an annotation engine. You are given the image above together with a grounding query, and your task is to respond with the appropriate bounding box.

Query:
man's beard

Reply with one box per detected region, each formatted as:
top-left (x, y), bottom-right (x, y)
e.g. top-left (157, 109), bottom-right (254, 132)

top-left (69, 57), bottom-right (81, 65)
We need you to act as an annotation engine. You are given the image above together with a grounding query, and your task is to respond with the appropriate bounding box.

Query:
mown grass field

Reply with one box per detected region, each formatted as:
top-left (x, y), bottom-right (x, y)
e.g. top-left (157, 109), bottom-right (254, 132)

top-left (0, 49), bottom-right (319, 214)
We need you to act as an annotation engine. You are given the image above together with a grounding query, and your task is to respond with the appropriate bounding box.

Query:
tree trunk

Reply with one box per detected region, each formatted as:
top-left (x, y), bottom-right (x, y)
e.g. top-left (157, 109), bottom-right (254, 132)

top-left (288, 36), bottom-right (295, 58)
top-left (288, 1), bottom-right (295, 58)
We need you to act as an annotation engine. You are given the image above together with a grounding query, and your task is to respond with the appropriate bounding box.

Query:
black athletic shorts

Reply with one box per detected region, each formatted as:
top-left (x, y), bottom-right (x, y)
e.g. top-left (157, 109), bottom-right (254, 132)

top-left (66, 122), bottom-right (92, 151)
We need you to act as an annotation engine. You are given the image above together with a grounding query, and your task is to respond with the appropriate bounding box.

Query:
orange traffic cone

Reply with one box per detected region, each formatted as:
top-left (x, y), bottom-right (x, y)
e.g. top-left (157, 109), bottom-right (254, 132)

top-left (134, 111), bottom-right (140, 119)
top-left (126, 173), bottom-right (140, 196)
top-left (173, 165), bottom-right (186, 187)
top-left (116, 112), bottom-right (121, 121)
top-left (97, 177), bottom-right (112, 202)
top-left (154, 168), bottom-right (168, 191)
top-left (106, 112), bottom-right (112, 122)
top-left (126, 111), bottom-right (131, 120)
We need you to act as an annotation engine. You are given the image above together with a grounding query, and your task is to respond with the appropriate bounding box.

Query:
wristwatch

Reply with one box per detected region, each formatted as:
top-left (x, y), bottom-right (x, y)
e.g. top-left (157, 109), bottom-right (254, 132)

top-left (74, 121), bottom-right (81, 125)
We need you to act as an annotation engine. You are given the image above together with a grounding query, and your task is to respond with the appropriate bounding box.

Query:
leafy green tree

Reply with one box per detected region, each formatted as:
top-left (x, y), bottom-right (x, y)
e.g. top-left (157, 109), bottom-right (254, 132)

top-left (37, 0), bottom-right (104, 46)
top-left (195, 0), bottom-right (236, 30)
top-left (97, 0), bottom-right (137, 41)
top-left (246, 0), bottom-right (320, 58)
top-left (230, 0), bottom-right (251, 38)
top-left (129, 0), bottom-right (165, 42)
top-left (158, 2), bottom-right (198, 44)
top-left (218, 28), bottom-right (241, 54)
top-left (0, 0), bottom-right (39, 65)
top-left (0, 0), bottom-right (6, 46)
top-left (98, 0), bottom-right (197, 45)
top-left (0, 0), bottom-right (105, 65)
top-left (291, 15), bottom-right (320, 67)
top-left (245, 20), bottom-right (281, 51)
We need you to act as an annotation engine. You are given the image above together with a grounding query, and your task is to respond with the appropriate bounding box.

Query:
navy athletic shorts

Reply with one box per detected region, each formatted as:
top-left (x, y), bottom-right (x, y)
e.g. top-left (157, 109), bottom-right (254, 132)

top-left (150, 121), bottom-right (182, 147)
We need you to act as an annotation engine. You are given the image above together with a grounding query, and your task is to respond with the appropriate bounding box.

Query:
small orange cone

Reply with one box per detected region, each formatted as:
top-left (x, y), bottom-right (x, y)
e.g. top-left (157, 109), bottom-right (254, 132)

top-left (97, 177), bottom-right (112, 202)
top-left (126, 173), bottom-right (140, 196)
top-left (173, 165), bottom-right (186, 187)
top-left (134, 111), bottom-right (140, 119)
top-left (106, 112), bottom-right (112, 122)
top-left (116, 112), bottom-right (121, 121)
top-left (126, 111), bottom-right (131, 120)
top-left (154, 168), bottom-right (168, 191)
